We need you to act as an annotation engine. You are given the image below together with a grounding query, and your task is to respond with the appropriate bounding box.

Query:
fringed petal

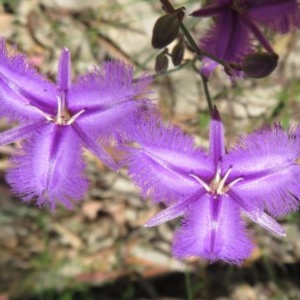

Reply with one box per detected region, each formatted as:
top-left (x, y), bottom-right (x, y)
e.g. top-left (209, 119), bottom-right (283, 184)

top-left (243, 210), bottom-right (286, 237)
top-left (72, 123), bottom-right (118, 171)
top-left (0, 39), bottom-right (57, 122)
top-left (6, 124), bottom-right (88, 210)
top-left (248, 0), bottom-right (300, 33)
top-left (242, 16), bottom-right (274, 52)
top-left (0, 120), bottom-right (45, 146)
top-left (172, 194), bottom-right (253, 264)
top-left (200, 11), bottom-right (253, 62)
top-left (225, 124), bottom-right (300, 217)
top-left (124, 120), bottom-right (213, 204)
top-left (228, 189), bottom-right (286, 236)
top-left (145, 193), bottom-right (203, 227)
top-left (68, 61), bottom-right (155, 139)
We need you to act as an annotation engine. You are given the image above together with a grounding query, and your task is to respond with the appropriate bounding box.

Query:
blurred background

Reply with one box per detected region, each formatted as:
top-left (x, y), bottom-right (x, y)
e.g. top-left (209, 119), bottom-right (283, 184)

top-left (1, 0), bottom-right (300, 299)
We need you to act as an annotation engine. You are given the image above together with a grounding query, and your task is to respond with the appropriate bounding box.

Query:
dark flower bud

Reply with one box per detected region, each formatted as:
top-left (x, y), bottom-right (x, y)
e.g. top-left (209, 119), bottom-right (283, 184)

top-left (171, 39), bottom-right (184, 66)
top-left (155, 52), bottom-right (169, 74)
top-left (152, 13), bottom-right (180, 49)
top-left (241, 52), bottom-right (279, 79)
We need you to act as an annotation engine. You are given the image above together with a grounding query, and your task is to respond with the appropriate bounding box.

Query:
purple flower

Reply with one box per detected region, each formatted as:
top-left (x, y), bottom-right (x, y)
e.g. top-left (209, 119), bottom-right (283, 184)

top-left (0, 39), bottom-right (153, 209)
top-left (191, 0), bottom-right (300, 75)
top-left (125, 109), bottom-right (300, 264)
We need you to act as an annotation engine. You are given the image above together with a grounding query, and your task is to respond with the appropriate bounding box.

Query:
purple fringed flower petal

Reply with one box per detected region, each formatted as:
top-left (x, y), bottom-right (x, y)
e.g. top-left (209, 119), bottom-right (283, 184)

top-left (241, 16), bottom-right (274, 53)
top-left (145, 193), bottom-right (203, 227)
top-left (68, 61), bottom-right (154, 139)
top-left (172, 195), bottom-right (253, 264)
top-left (124, 120), bottom-right (213, 203)
top-left (200, 11), bottom-right (252, 63)
top-left (0, 121), bottom-right (45, 146)
top-left (248, 0), bottom-right (300, 33)
top-left (0, 39), bottom-right (57, 122)
top-left (6, 125), bottom-right (88, 210)
top-left (225, 124), bottom-right (300, 216)
top-left (72, 123), bottom-right (118, 171)
top-left (243, 210), bottom-right (286, 237)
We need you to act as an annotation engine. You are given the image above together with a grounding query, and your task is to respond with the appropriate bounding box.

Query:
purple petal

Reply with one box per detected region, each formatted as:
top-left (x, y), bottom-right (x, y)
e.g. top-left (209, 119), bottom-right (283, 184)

top-left (228, 189), bottom-right (285, 236)
top-left (68, 61), bottom-right (154, 139)
top-left (248, 0), bottom-right (300, 33)
top-left (57, 48), bottom-right (71, 91)
top-left (145, 193), bottom-right (203, 227)
top-left (209, 107), bottom-right (224, 165)
top-left (72, 123), bottom-right (118, 171)
top-left (124, 120), bottom-right (213, 203)
top-left (0, 39), bottom-right (57, 122)
top-left (243, 210), bottom-right (286, 237)
top-left (200, 57), bottom-right (219, 78)
top-left (0, 120), bottom-right (45, 146)
top-left (242, 16), bottom-right (274, 53)
top-left (6, 124), bottom-right (88, 210)
top-left (200, 57), bottom-right (244, 79)
top-left (225, 124), bottom-right (300, 216)
top-left (172, 194), bottom-right (253, 264)
top-left (200, 11), bottom-right (253, 62)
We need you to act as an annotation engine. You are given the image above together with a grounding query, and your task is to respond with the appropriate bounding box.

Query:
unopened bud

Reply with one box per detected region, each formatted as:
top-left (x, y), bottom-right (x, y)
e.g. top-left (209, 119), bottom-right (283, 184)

top-left (155, 52), bottom-right (169, 74)
top-left (152, 13), bottom-right (180, 49)
top-left (241, 52), bottom-right (279, 79)
top-left (171, 39), bottom-right (184, 66)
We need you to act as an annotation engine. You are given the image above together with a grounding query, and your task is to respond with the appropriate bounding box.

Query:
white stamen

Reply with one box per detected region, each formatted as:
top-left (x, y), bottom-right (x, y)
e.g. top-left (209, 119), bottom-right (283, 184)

top-left (227, 177), bottom-right (244, 188)
top-left (190, 164), bottom-right (243, 196)
top-left (26, 104), bottom-right (53, 122)
top-left (190, 174), bottom-right (211, 192)
top-left (57, 95), bottom-right (64, 120)
top-left (66, 109), bottom-right (86, 125)
top-left (216, 166), bottom-right (232, 194)
top-left (213, 161), bottom-right (222, 184)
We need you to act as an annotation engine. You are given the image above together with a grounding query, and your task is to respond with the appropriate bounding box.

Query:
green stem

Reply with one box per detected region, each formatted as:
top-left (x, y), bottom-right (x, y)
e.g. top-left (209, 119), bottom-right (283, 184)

top-left (185, 270), bottom-right (194, 300)
top-left (201, 75), bottom-right (213, 114)
top-left (159, 0), bottom-right (217, 112)
top-left (154, 59), bottom-right (194, 79)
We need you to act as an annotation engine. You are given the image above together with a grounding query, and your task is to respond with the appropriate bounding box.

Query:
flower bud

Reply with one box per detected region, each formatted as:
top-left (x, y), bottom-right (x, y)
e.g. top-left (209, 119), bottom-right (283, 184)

top-left (241, 52), bottom-right (279, 79)
top-left (152, 13), bottom-right (180, 49)
top-left (171, 39), bottom-right (184, 66)
top-left (155, 52), bottom-right (169, 74)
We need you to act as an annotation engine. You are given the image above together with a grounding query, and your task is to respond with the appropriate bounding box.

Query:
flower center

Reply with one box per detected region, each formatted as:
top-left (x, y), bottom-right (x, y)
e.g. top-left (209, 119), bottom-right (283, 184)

top-left (29, 93), bottom-right (85, 126)
top-left (190, 162), bottom-right (243, 198)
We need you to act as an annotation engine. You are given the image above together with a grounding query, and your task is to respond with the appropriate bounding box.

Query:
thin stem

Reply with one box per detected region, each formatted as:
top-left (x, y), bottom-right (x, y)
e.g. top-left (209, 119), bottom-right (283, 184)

top-left (201, 75), bottom-right (213, 114)
top-left (185, 270), bottom-right (194, 300)
top-left (159, 0), bottom-right (224, 111)
top-left (178, 21), bottom-right (199, 54)
top-left (153, 59), bottom-right (194, 79)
